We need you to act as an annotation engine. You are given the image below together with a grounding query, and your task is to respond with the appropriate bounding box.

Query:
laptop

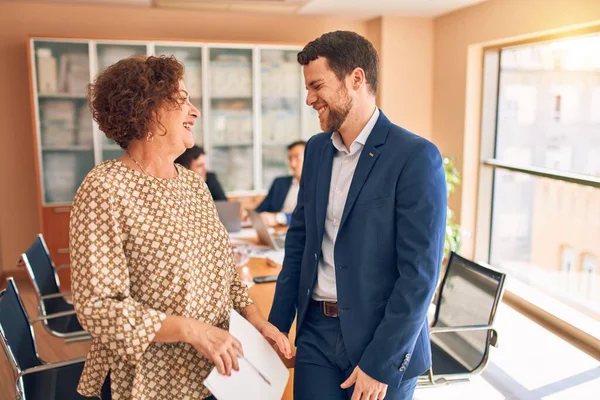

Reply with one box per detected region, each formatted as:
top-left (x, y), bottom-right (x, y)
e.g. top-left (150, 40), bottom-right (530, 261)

top-left (215, 201), bottom-right (242, 233)
top-left (247, 209), bottom-right (287, 250)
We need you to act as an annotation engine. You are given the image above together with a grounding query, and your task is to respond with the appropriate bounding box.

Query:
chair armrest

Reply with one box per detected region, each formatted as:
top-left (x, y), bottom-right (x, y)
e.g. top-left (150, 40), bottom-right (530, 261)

top-left (430, 324), bottom-right (494, 333)
top-left (40, 292), bottom-right (72, 301)
top-left (18, 357), bottom-right (86, 377)
top-left (30, 309), bottom-right (78, 323)
top-left (55, 263), bottom-right (70, 271)
top-left (430, 325), bottom-right (499, 347)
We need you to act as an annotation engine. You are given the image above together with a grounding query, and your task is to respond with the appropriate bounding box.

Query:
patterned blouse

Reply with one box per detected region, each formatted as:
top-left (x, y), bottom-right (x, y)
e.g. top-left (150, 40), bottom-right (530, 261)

top-left (69, 160), bottom-right (252, 400)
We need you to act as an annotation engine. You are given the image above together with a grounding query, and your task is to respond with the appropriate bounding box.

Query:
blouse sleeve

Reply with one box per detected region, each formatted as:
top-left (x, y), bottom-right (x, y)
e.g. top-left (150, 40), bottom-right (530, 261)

top-left (229, 260), bottom-right (254, 314)
top-left (69, 175), bottom-right (167, 365)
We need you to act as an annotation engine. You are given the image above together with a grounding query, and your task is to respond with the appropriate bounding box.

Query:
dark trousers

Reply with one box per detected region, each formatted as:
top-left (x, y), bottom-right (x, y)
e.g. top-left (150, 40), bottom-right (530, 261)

top-left (294, 301), bottom-right (418, 400)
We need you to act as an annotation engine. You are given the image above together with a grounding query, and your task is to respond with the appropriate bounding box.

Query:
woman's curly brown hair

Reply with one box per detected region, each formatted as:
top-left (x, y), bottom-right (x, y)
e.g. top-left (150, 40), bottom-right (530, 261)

top-left (88, 55), bottom-right (186, 149)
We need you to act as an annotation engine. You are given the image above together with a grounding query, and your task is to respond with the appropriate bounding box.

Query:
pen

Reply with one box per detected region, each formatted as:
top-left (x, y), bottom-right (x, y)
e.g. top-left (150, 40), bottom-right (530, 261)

top-left (241, 355), bottom-right (272, 386)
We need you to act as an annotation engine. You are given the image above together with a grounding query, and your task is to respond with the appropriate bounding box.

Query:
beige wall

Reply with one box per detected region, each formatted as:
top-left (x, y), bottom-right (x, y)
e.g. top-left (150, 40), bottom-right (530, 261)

top-left (433, 0), bottom-right (600, 257)
top-left (366, 17), bottom-right (383, 106)
top-left (379, 16), bottom-right (434, 140)
top-left (366, 16), bottom-right (434, 138)
top-left (0, 1), bottom-right (367, 273)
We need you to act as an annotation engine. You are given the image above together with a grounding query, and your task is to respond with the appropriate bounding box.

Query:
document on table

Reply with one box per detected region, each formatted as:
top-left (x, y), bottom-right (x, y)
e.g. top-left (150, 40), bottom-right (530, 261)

top-left (204, 310), bottom-right (289, 400)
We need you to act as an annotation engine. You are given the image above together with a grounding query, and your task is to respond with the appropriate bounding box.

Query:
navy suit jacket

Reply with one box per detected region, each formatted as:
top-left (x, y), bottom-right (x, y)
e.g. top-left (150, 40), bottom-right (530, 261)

top-left (205, 171), bottom-right (227, 201)
top-left (268, 111), bottom-right (447, 388)
top-left (255, 176), bottom-right (294, 213)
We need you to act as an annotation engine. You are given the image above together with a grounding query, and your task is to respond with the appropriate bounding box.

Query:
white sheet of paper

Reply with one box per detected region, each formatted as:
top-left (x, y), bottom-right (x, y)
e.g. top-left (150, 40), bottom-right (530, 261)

top-left (204, 310), bottom-right (289, 400)
top-left (229, 228), bottom-right (259, 240)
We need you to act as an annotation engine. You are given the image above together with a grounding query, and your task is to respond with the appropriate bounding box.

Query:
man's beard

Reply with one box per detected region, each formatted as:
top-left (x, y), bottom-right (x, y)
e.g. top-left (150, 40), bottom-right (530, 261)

top-left (323, 87), bottom-right (352, 133)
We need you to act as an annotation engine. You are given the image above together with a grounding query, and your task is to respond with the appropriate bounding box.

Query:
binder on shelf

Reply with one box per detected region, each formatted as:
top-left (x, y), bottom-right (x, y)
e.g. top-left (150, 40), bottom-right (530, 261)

top-left (40, 100), bottom-right (76, 147)
top-left (58, 52), bottom-right (90, 94)
top-left (36, 48), bottom-right (58, 94)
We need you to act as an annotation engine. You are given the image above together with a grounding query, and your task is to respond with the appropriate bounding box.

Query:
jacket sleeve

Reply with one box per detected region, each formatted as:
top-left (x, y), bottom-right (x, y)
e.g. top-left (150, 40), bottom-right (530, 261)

top-left (255, 179), bottom-right (278, 213)
top-left (267, 156), bottom-right (309, 332)
top-left (206, 172), bottom-right (228, 201)
top-left (358, 141), bottom-right (447, 387)
top-left (69, 176), bottom-right (166, 366)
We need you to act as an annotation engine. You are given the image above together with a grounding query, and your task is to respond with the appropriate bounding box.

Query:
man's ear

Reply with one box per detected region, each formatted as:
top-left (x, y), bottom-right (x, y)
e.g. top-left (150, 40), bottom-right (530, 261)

top-left (351, 67), bottom-right (366, 90)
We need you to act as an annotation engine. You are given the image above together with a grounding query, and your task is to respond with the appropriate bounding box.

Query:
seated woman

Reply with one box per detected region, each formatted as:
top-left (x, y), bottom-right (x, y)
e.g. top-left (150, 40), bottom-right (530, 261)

top-left (70, 55), bottom-right (291, 400)
top-left (175, 145), bottom-right (227, 201)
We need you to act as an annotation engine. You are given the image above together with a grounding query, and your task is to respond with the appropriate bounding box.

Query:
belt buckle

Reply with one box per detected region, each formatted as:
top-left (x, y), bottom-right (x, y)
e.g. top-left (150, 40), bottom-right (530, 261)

top-left (322, 301), bottom-right (338, 317)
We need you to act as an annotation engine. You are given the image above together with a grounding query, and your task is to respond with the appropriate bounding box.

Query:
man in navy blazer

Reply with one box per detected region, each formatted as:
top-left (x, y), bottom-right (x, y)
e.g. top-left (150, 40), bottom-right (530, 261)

top-left (255, 140), bottom-right (306, 226)
top-left (268, 31), bottom-right (447, 400)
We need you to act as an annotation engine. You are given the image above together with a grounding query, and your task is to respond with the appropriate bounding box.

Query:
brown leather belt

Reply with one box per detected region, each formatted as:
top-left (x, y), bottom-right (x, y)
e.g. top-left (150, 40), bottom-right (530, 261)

top-left (315, 300), bottom-right (339, 317)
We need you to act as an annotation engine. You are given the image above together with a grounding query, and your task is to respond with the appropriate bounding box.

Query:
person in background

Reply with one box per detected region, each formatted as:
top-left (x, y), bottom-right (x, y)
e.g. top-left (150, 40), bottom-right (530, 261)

top-left (70, 54), bottom-right (291, 400)
top-left (255, 140), bottom-right (306, 226)
top-left (175, 145), bottom-right (228, 201)
top-left (268, 31), bottom-right (447, 400)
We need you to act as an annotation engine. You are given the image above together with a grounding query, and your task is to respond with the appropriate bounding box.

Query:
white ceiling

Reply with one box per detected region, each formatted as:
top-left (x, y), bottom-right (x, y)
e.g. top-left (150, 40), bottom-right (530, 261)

top-left (299, 0), bottom-right (488, 18)
top-left (4, 0), bottom-right (489, 18)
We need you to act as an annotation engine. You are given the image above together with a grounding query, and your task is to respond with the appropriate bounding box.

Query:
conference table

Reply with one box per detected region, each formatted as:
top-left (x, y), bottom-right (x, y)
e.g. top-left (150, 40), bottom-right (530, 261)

top-left (242, 254), bottom-right (295, 400)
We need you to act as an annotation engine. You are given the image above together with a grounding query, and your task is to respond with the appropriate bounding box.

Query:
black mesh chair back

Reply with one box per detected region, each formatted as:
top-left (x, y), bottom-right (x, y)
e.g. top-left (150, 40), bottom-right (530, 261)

top-left (430, 252), bottom-right (506, 375)
top-left (22, 234), bottom-right (77, 324)
top-left (0, 278), bottom-right (42, 372)
top-left (0, 279), bottom-right (106, 399)
top-left (23, 234), bottom-right (61, 298)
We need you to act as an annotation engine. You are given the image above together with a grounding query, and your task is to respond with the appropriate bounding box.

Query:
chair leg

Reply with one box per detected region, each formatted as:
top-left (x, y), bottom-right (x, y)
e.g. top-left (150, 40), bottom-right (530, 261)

top-left (16, 379), bottom-right (25, 400)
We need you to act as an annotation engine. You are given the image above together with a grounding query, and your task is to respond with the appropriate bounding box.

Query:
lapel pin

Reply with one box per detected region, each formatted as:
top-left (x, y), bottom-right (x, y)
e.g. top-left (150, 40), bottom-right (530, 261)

top-left (369, 152), bottom-right (374, 157)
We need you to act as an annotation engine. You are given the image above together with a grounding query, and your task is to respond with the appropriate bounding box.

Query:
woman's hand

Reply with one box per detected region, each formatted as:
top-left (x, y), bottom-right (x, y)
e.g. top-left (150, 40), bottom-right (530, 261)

top-left (241, 304), bottom-right (293, 360)
top-left (254, 320), bottom-right (293, 359)
top-left (185, 320), bottom-right (243, 376)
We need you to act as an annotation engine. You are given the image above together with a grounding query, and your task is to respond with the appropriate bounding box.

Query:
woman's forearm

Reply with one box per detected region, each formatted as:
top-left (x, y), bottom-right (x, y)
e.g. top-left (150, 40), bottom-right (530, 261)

top-left (242, 304), bottom-right (269, 331)
top-left (155, 306), bottom-right (270, 345)
top-left (153, 315), bottom-right (204, 344)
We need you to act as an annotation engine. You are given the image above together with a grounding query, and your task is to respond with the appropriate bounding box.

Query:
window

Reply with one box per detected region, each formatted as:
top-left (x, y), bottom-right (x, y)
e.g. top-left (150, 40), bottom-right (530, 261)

top-left (553, 94), bottom-right (561, 121)
top-left (582, 254), bottom-right (598, 301)
top-left (480, 33), bottom-right (600, 326)
top-left (545, 147), bottom-right (572, 170)
top-left (590, 87), bottom-right (600, 122)
top-left (561, 246), bottom-right (577, 293)
top-left (550, 85), bottom-right (580, 123)
top-left (500, 84), bottom-right (537, 125)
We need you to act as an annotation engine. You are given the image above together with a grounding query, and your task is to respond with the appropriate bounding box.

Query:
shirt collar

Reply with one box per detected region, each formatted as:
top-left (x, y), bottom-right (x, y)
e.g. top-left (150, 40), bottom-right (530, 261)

top-left (331, 107), bottom-right (380, 155)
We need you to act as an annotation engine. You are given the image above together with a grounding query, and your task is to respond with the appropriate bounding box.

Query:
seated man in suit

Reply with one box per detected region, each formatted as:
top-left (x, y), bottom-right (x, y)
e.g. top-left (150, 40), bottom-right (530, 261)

top-left (175, 145), bottom-right (227, 201)
top-left (255, 140), bottom-right (306, 226)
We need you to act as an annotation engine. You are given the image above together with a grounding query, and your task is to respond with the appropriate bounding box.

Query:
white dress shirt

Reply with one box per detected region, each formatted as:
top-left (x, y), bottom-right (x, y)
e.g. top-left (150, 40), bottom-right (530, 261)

top-left (312, 107), bottom-right (380, 302)
top-left (281, 179), bottom-right (300, 214)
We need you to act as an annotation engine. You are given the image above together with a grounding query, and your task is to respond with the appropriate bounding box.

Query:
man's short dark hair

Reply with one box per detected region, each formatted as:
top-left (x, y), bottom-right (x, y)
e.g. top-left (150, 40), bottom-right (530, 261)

top-left (175, 145), bottom-right (205, 169)
top-left (287, 140), bottom-right (306, 151)
top-left (297, 31), bottom-right (379, 96)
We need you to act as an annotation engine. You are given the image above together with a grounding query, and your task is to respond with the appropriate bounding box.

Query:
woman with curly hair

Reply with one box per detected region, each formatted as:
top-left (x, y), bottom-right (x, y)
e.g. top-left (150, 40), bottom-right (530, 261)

top-left (69, 55), bottom-right (291, 400)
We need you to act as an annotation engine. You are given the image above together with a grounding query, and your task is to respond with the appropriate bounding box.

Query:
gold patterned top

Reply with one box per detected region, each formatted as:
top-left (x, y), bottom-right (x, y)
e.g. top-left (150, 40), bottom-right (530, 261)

top-left (69, 160), bottom-right (252, 400)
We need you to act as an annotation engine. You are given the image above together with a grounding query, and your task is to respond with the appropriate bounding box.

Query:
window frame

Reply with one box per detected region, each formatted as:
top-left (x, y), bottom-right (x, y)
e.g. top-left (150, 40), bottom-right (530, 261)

top-left (475, 30), bottom-right (600, 360)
